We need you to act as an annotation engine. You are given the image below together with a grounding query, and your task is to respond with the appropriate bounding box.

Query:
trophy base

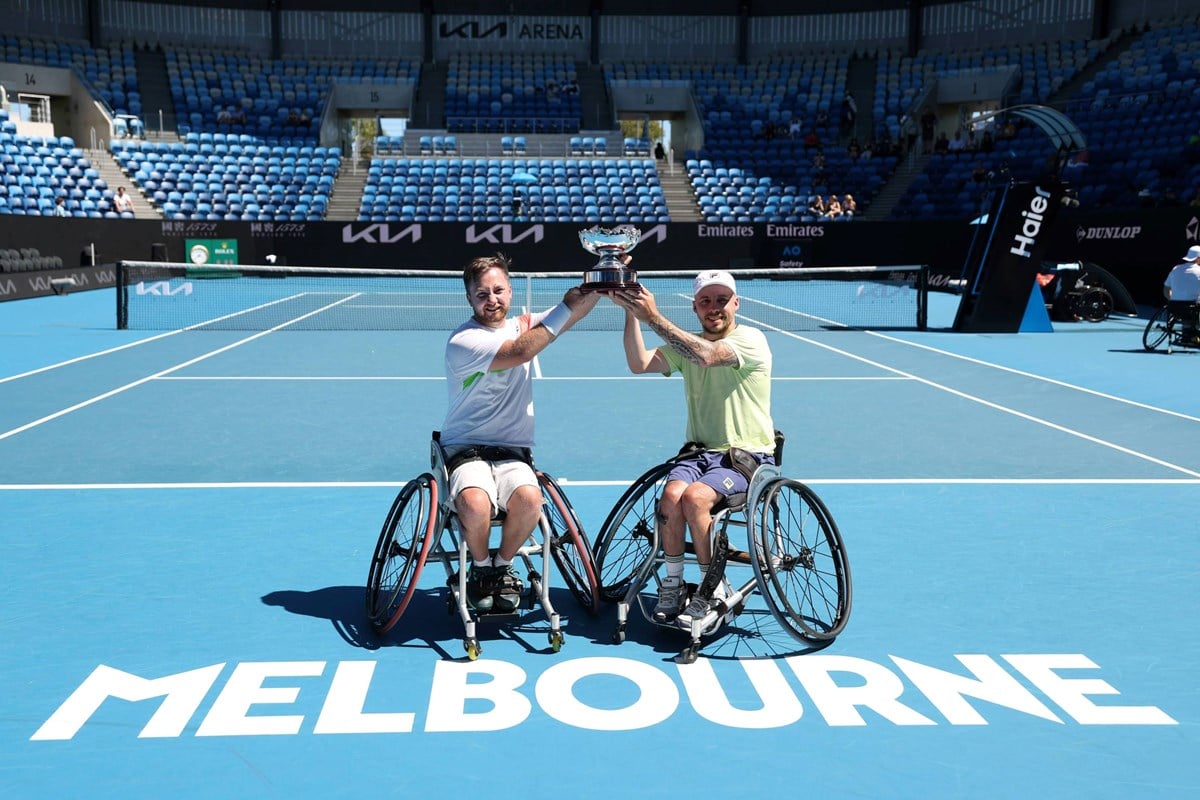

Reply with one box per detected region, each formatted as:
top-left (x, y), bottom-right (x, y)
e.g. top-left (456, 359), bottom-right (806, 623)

top-left (581, 268), bottom-right (641, 293)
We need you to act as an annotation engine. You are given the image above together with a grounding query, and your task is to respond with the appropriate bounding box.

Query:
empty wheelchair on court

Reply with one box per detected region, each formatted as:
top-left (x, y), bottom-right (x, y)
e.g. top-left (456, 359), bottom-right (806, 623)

top-left (591, 435), bottom-right (852, 663)
top-left (366, 432), bottom-right (600, 660)
top-left (1143, 303), bottom-right (1200, 354)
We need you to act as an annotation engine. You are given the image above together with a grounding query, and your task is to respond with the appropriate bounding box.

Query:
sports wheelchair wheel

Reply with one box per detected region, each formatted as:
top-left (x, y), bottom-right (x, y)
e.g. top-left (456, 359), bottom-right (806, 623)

top-left (1071, 286), bottom-right (1113, 323)
top-left (749, 478), bottom-right (851, 642)
top-left (365, 473), bottom-right (439, 634)
top-left (592, 462), bottom-right (673, 603)
top-left (1142, 307), bottom-right (1173, 352)
top-left (539, 472), bottom-right (601, 614)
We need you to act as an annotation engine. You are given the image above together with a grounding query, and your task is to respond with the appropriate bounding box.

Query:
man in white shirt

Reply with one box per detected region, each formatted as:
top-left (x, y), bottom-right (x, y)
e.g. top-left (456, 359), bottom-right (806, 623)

top-left (442, 254), bottom-right (599, 612)
top-left (1164, 244), bottom-right (1200, 340)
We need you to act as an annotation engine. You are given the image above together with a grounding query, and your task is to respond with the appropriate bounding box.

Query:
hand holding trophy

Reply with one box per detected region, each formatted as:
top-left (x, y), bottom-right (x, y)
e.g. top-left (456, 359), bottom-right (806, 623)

top-left (579, 224), bottom-right (642, 293)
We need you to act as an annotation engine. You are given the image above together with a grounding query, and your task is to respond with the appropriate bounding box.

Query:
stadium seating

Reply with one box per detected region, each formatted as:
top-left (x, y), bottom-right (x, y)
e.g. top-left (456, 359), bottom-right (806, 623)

top-left (0, 112), bottom-right (114, 218)
top-left (111, 133), bottom-right (340, 220)
top-left (445, 53), bottom-right (581, 134)
top-left (356, 157), bottom-right (668, 223)
top-left (166, 48), bottom-right (419, 142)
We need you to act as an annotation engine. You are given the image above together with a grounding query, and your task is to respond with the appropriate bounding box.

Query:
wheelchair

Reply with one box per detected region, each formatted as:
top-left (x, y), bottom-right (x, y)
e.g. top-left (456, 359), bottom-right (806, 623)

top-left (591, 436), bottom-right (852, 663)
top-left (1143, 303), bottom-right (1200, 354)
top-left (1044, 268), bottom-right (1113, 323)
top-left (365, 432), bottom-right (600, 660)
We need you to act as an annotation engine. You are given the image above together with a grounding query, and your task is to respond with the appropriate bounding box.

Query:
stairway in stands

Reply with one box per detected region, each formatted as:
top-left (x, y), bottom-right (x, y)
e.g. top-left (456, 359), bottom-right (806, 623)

top-left (326, 164), bottom-right (367, 221)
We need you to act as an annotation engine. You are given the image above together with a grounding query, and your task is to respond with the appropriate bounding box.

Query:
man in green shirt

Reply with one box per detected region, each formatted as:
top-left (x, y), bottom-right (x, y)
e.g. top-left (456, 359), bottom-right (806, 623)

top-left (609, 270), bottom-right (775, 626)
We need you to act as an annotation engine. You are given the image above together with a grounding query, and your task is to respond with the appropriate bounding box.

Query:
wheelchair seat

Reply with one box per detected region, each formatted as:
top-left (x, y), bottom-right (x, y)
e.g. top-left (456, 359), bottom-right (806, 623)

top-left (365, 432), bottom-right (600, 659)
top-left (590, 436), bottom-right (851, 663)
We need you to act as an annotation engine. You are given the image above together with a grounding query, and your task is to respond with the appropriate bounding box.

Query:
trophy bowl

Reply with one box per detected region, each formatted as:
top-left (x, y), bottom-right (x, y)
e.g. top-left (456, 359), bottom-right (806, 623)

top-left (579, 224), bottom-right (642, 292)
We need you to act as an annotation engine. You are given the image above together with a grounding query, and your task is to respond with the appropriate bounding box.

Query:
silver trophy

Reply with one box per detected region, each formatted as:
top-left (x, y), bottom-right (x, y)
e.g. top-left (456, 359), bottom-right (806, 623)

top-left (579, 225), bottom-right (642, 292)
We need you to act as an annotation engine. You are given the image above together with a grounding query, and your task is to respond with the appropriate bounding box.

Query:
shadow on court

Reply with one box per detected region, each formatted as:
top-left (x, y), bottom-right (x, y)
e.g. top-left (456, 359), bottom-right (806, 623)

top-left (260, 586), bottom-right (828, 662)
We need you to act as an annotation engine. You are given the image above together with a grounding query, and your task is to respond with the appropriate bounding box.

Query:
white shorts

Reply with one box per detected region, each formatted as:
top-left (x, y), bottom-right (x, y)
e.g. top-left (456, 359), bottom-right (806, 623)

top-left (448, 457), bottom-right (538, 515)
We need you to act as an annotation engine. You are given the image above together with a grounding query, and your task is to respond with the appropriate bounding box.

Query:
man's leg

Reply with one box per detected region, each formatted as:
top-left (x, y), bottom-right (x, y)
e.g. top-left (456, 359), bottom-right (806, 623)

top-left (453, 486), bottom-right (497, 612)
top-left (653, 480), bottom-right (691, 621)
top-left (491, 464), bottom-right (541, 612)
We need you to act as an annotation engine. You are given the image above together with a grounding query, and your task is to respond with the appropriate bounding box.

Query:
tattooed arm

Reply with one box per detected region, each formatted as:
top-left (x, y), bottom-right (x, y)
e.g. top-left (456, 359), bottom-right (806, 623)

top-left (610, 287), bottom-right (738, 370)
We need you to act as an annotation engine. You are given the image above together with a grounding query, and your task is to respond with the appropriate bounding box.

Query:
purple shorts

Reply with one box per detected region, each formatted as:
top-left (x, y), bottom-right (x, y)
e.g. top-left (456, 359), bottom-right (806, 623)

top-left (666, 450), bottom-right (775, 498)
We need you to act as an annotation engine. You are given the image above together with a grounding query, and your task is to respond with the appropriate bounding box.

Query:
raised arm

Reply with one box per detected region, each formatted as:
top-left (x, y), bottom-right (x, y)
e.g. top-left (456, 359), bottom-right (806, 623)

top-left (490, 286), bottom-right (600, 371)
top-left (610, 287), bottom-right (738, 369)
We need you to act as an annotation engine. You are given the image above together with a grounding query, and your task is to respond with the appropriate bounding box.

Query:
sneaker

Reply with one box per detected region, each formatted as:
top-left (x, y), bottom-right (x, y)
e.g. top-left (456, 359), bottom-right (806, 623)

top-left (652, 576), bottom-right (688, 622)
top-left (466, 565), bottom-right (496, 613)
top-left (492, 564), bottom-right (524, 613)
top-left (676, 583), bottom-right (727, 628)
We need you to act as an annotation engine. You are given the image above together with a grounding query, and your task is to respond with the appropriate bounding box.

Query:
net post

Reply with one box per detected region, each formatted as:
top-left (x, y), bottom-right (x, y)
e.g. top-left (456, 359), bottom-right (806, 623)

top-left (116, 260), bottom-right (128, 329)
top-left (918, 264), bottom-right (928, 330)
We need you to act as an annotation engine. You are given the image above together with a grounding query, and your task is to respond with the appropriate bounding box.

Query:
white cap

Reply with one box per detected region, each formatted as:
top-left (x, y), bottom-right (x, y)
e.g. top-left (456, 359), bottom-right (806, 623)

top-left (1185, 245), bottom-right (1200, 261)
top-left (693, 270), bottom-right (737, 298)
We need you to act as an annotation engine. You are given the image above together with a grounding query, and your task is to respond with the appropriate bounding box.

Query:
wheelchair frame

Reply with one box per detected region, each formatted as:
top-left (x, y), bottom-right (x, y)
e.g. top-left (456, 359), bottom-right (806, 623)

top-left (365, 434), bottom-right (600, 660)
top-left (591, 455), bottom-right (852, 664)
top-left (1143, 304), bottom-right (1200, 354)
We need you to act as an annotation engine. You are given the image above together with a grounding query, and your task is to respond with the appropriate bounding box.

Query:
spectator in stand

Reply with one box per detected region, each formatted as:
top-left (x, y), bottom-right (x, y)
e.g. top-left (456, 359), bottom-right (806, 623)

top-left (920, 108), bottom-right (937, 153)
top-left (842, 194), bottom-right (858, 217)
top-left (654, 140), bottom-right (666, 160)
top-left (825, 195), bottom-right (844, 220)
top-left (808, 195), bottom-right (828, 217)
top-left (934, 132), bottom-right (951, 154)
top-left (113, 186), bottom-right (135, 217)
top-left (840, 92), bottom-right (857, 135)
top-left (804, 130), bottom-right (821, 149)
top-left (971, 161), bottom-right (989, 184)
top-left (788, 118), bottom-right (802, 139)
top-left (54, 196), bottom-right (69, 217)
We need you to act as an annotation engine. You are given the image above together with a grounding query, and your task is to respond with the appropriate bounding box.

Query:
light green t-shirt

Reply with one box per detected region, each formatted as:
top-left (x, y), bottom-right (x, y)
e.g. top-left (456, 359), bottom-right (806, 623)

top-left (659, 324), bottom-right (775, 454)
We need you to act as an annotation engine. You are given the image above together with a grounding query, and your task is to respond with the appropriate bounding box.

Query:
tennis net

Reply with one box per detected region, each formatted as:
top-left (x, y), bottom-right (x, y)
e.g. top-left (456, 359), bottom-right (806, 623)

top-left (116, 262), bottom-right (927, 332)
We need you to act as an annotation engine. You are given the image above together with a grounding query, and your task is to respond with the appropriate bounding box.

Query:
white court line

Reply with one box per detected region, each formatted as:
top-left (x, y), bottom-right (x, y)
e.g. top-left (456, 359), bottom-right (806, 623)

top-left (1, 477), bottom-right (1197, 491)
top-left (867, 330), bottom-right (1200, 424)
top-left (740, 313), bottom-right (1200, 479)
top-left (152, 374), bottom-right (907, 381)
top-left (0, 294), bottom-right (364, 443)
top-left (1, 290), bottom-right (331, 384)
top-left (1, 330), bottom-right (185, 384)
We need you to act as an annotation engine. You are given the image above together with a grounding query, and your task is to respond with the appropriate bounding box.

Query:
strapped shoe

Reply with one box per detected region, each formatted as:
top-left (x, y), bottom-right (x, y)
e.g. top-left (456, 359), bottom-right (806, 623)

top-left (466, 565), bottom-right (496, 613)
top-left (492, 564), bottom-right (524, 613)
top-left (653, 575), bottom-right (688, 622)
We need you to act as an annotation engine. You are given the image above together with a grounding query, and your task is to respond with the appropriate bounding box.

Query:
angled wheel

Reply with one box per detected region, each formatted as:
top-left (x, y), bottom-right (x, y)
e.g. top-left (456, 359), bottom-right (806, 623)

top-left (1074, 287), bottom-right (1112, 322)
top-left (749, 478), bottom-right (851, 642)
top-left (366, 474), bottom-right (439, 635)
top-left (539, 472), bottom-right (601, 614)
top-left (592, 462), bottom-right (672, 603)
top-left (1143, 307), bottom-right (1173, 352)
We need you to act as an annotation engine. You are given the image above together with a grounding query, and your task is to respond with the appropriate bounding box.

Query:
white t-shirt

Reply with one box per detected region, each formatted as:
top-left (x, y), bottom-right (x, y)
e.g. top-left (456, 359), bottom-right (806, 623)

top-left (441, 309), bottom-right (549, 449)
top-left (1164, 261), bottom-right (1200, 302)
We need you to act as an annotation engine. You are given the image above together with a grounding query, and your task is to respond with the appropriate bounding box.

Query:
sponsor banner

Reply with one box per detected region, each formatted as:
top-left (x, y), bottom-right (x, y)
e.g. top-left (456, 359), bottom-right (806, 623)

top-left (0, 265), bottom-right (117, 301)
top-left (185, 238), bottom-right (239, 265)
top-left (3, 210), bottom-right (1197, 306)
top-left (955, 181), bottom-right (1065, 332)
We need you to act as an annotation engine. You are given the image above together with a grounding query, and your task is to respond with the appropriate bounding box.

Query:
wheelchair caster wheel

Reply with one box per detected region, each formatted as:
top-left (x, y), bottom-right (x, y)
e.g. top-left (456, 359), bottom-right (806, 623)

top-left (612, 624), bottom-right (626, 644)
top-left (548, 631), bottom-right (564, 652)
top-left (678, 646), bottom-right (699, 664)
top-left (465, 639), bottom-right (481, 661)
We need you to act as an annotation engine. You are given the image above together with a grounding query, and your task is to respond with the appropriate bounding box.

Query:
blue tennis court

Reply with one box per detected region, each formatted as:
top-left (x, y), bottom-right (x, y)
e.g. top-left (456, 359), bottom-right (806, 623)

top-left (1, 284), bottom-right (1198, 798)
